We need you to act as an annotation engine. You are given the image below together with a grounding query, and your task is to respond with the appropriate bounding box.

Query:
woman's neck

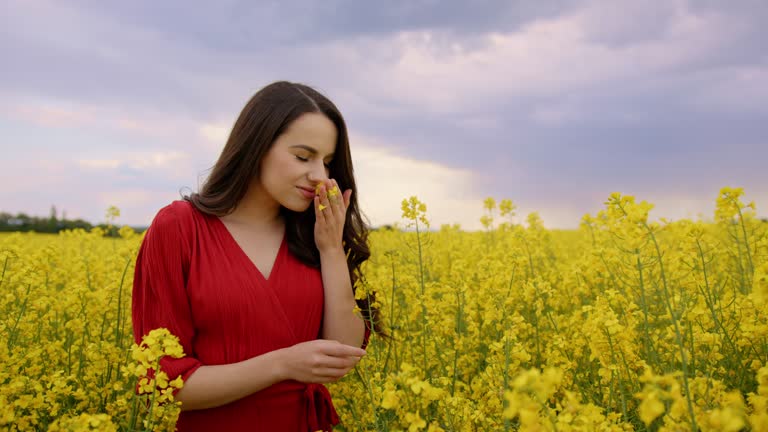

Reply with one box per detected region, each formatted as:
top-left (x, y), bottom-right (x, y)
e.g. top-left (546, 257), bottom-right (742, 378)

top-left (224, 183), bottom-right (283, 230)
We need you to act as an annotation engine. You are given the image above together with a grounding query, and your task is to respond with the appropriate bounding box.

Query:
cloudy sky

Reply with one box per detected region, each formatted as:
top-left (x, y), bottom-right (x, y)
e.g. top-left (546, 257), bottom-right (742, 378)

top-left (2, 0), bottom-right (766, 230)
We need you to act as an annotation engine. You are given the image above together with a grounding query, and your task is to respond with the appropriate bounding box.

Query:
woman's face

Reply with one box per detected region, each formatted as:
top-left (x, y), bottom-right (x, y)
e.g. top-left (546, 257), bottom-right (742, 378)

top-left (257, 112), bottom-right (338, 213)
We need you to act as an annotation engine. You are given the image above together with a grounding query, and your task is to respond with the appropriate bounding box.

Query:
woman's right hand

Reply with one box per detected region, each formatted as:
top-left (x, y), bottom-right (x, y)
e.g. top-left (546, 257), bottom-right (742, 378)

top-left (278, 340), bottom-right (366, 384)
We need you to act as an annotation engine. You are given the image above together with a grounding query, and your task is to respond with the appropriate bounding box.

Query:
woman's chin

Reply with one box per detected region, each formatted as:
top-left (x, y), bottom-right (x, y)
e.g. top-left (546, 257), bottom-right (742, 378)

top-left (282, 201), bottom-right (313, 213)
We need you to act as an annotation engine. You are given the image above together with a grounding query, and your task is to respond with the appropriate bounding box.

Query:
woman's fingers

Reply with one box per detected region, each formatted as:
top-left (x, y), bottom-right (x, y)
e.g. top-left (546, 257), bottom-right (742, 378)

top-left (317, 355), bottom-right (361, 370)
top-left (319, 184), bottom-right (331, 215)
top-left (316, 179), bottom-right (348, 224)
top-left (287, 340), bottom-right (365, 383)
top-left (314, 194), bottom-right (325, 223)
top-left (319, 341), bottom-right (367, 358)
top-left (328, 180), bottom-right (344, 220)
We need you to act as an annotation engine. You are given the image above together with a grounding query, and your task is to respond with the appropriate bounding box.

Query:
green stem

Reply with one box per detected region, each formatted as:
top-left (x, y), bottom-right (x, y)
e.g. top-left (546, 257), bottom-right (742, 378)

top-left (115, 256), bottom-right (132, 348)
top-left (503, 336), bottom-right (512, 431)
top-left (0, 254), bottom-right (10, 291)
top-left (605, 330), bottom-right (628, 420)
top-left (636, 249), bottom-right (659, 370)
top-left (451, 288), bottom-right (462, 397)
top-left (145, 358), bottom-right (161, 431)
top-left (695, 239), bottom-right (745, 388)
top-left (735, 206), bottom-right (754, 279)
top-left (645, 224), bottom-right (699, 431)
top-left (382, 256), bottom-right (397, 374)
top-left (7, 283), bottom-right (32, 351)
top-left (353, 367), bottom-right (382, 431)
top-left (415, 222), bottom-right (428, 378)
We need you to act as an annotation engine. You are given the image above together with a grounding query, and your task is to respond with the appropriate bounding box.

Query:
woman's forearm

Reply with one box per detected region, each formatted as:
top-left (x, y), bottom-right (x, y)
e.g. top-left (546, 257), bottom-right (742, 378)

top-left (319, 247), bottom-right (366, 347)
top-left (176, 349), bottom-right (286, 411)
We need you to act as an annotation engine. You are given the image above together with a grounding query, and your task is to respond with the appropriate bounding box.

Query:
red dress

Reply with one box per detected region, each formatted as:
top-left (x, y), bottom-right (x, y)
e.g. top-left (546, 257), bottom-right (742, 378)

top-left (132, 200), bottom-right (369, 431)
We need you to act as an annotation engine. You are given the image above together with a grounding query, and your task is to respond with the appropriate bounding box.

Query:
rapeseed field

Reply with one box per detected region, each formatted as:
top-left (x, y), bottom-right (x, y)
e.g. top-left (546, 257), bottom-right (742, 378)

top-left (1, 187), bottom-right (766, 431)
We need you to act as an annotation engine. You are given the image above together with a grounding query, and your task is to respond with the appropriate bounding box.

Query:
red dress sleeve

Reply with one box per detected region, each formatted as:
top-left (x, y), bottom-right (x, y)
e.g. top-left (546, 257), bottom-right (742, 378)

top-left (132, 203), bottom-right (202, 391)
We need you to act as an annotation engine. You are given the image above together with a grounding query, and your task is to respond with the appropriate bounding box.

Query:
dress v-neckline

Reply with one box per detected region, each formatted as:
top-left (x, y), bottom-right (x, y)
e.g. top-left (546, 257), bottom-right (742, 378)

top-left (213, 216), bottom-right (287, 283)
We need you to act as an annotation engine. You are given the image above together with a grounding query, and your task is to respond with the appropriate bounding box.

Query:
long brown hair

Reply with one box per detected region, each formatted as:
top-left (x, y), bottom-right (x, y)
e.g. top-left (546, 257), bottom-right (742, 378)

top-left (184, 81), bottom-right (383, 336)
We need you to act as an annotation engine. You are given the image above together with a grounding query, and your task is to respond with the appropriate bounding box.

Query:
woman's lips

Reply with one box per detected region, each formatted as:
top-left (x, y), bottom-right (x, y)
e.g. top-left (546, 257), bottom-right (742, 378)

top-left (297, 187), bottom-right (315, 199)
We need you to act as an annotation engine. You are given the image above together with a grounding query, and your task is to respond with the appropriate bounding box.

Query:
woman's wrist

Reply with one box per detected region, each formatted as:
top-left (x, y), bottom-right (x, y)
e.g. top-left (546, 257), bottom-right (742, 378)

top-left (267, 347), bottom-right (291, 382)
top-left (318, 243), bottom-right (344, 256)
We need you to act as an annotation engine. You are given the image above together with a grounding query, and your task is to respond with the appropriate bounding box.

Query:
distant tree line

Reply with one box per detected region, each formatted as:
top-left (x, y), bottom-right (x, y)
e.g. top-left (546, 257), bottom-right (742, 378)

top-left (0, 206), bottom-right (147, 236)
top-left (1, 206), bottom-right (764, 235)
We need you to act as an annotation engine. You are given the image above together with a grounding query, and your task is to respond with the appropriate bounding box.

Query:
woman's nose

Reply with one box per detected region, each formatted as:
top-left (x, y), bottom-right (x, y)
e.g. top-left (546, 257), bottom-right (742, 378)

top-left (307, 163), bottom-right (329, 183)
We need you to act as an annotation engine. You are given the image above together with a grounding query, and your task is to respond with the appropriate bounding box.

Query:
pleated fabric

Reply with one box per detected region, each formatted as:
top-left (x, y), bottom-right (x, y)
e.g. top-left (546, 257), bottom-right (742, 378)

top-left (132, 200), bottom-right (369, 431)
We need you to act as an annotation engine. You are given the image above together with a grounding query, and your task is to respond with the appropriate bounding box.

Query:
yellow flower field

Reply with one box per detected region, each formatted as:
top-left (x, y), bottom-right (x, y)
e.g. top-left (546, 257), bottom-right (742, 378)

top-left (1, 187), bottom-right (767, 431)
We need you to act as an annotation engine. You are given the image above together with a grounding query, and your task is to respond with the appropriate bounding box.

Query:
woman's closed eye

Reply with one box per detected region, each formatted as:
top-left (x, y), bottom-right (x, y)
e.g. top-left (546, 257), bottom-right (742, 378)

top-left (295, 155), bottom-right (331, 168)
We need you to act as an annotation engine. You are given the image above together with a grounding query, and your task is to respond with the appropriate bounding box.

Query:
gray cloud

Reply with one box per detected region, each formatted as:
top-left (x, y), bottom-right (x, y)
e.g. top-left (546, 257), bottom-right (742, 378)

top-left (65, 0), bottom-right (581, 46)
top-left (1, 0), bottom-right (766, 227)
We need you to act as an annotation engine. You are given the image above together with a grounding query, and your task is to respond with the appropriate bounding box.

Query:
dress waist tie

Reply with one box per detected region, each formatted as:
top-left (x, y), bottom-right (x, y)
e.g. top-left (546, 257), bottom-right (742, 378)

top-left (304, 383), bottom-right (340, 432)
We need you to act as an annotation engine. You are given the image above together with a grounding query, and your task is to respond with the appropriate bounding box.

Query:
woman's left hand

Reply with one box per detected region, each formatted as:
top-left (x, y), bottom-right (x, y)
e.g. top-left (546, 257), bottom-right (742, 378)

top-left (314, 179), bottom-right (352, 254)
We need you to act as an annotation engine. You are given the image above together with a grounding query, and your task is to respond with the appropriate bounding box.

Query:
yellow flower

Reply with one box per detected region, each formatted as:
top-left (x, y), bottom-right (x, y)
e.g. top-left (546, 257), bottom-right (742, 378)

top-left (706, 407), bottom-right (746, 432)
top-left (381, 389), bottom-right (399, 409)
top-left (483, 197), bottom-right (496, 211)
top-left (405, 411), bottom-right (427, 431)
top-left (637, 391), bottom-right (665, 426)
top-left (499, 199), bottom-right (516, 218)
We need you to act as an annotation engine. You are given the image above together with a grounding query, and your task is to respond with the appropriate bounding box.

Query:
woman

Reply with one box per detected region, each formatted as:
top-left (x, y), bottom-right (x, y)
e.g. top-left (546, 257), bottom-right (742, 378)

top-left (132, 81), bottom-right (379, 431)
